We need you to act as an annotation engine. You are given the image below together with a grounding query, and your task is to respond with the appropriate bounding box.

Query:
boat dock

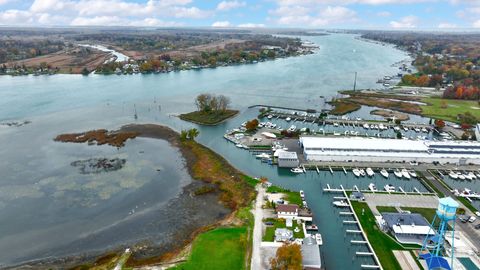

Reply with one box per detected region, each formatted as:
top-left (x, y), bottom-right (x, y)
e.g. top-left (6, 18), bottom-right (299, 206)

top-left (334, 186), bottom-right (383, 270)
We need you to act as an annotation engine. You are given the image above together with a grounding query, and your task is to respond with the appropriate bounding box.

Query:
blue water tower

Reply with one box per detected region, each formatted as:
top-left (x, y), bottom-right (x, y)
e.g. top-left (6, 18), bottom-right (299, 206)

top-left (420, 197), bottom-right (459, 270)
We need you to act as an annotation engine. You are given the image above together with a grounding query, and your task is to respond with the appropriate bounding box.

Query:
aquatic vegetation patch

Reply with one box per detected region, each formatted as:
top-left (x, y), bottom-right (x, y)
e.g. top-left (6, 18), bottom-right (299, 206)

top-left (70, 158), bottom-right (126, 174)
top-left (54, 129), bottom-right (139, 147)
top-left (0, 120), bottom-right (31, 127)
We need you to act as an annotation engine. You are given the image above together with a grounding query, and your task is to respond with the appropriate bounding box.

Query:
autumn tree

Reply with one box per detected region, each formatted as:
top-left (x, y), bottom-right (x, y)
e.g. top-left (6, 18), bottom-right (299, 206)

top-left (217, 95), bottom-right (231, 111)
top-left (434, 119), bottom-right (446, 130)
top-left (245, 119), bottom-right (259, 131)
top-left (270, 243), bottom-right (302, 270)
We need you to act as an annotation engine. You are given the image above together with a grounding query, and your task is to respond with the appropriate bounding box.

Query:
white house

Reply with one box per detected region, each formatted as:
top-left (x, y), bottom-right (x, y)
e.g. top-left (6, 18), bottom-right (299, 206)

top-left (276, 204), bottom-right (299, 219)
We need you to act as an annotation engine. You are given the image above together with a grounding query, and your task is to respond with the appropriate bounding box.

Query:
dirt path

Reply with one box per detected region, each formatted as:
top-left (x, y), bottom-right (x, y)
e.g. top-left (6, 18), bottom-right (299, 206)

top-left (251, 184), bottom-right (265, 270)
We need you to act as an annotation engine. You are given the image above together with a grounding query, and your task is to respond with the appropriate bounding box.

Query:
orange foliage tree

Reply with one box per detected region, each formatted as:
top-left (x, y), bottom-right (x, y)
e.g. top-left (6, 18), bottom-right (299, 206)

top-left (270, 243), bottom-right (303, 270)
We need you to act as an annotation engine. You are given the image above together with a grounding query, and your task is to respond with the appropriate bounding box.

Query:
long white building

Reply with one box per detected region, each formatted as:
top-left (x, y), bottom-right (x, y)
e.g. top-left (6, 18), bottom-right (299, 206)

top-left (299, 136), bottom-right (480, 165)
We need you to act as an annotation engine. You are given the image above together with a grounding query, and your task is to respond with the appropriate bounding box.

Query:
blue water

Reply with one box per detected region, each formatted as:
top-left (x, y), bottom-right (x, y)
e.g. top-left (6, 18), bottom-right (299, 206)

top-left (0, 33), bottom-right (413, 268)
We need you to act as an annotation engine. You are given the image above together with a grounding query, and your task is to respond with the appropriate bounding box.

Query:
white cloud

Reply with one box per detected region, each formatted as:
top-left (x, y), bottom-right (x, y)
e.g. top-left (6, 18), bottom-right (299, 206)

top-left (474, 20), bottom-right (480, 28)
top-left (216, 1), bottom-right (246, 11)
top-left (237, 23), bottom-right (265, 27)
top-left (274, 0), bottom-right (435, 5)
top-left (390, 15), bottom-right (418, 28)
top-left (438, 22), bottom-right (457, 28)
top-left (0, 0), bottom-right (11, 5)
top-left (212, 20), bottom-right (232, 27)
top-left (0, 0), bottom-right (211, 26)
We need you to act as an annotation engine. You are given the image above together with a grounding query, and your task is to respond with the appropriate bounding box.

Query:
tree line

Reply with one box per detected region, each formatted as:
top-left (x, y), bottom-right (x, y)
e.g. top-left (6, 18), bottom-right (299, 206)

top-left (195, 93), bottom-right (231, 112)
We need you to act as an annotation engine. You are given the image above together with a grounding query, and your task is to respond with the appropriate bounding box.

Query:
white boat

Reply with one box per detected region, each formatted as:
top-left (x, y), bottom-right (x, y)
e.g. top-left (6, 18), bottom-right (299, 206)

top-left (353, 168), bottom-right (361, 177)
top-left (288, 125), bottom-right (297, 132)
top-left (300, 190), bottom-right (305, 198)
top-left (468, 172), bottom-right (477, 179)
top-left (255, 153), bottom-right (271, 159)
top-left (333, 122), bottom-right (339, 127)
top-left (401, 169), bottom-right (411, 179)
top-left (458, 173), bottom-right (466, 180)
top-left (369, 183), bottom-right (377, 192)
top-left (380, 169), bottom-right (389, 178)
top-left (366, 168), bottom-right (375, 177)
top-left (475, 172), bottom-right (480, 179)
top-left (291, 167), bottom-right (304, 174)
top-left (359, 169), bottom-right (366, 177)
top-left (315, 233), bottom-right (323, 245)
top-left (384, 184), bottom-right (395, 192)
top-left (363, 123), bottom-right (369, 129)
top-left (333, 200), bottom-right (349, 207)
top-left (267, 115), bottom-right (273, 119)
top-left (286, 117), bottom-right (291, 122)
top-left (449, 171), bottom-right (458, 179)
top-left (235, 143), bottom-right (243, 148)
top-left (394, 169), bottom-right (403, 178)
top-left (408, 170), bottom-right (417, 178)
top-left (421, 127), bottom-right (428, 132)
top-left (464, 173), bottom-right (473, 180)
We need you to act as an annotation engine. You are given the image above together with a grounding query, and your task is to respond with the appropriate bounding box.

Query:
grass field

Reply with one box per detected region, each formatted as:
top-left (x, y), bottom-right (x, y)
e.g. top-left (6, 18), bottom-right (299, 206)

top-left (179, 110), bottom-right (239, 125)
top-left (266, 186), bottom-right (302, 206)
top-left (171, 227), bottom-right (248, 270)
top-left (421, 97), bottom-right (480, 123)
top-left (262, 218), bottom-right (304, 241)
top-left (351, 201), bottom-right (403, 270)
top-left (329, 100), bottom-right (361, 115)
top-left (376, 206), bottom-right (398, 213)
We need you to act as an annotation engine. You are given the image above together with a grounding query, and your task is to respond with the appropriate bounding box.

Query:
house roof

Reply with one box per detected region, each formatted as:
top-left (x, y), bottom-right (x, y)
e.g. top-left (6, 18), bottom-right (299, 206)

top-left (382, 212), bottom-right (433, 235)
top-left (302, 237), bottom-right (322, 269)
top-left (276, 204), bottom-right (299, 213)
top-left (278, 151), bottom-right (298, 159)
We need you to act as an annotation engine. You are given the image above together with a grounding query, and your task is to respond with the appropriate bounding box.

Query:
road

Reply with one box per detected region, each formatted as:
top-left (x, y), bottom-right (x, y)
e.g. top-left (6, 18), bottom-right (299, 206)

top-left (251, 185), bottom-right (265, 270)
top-left (421, 170), bottom-right (480, 252)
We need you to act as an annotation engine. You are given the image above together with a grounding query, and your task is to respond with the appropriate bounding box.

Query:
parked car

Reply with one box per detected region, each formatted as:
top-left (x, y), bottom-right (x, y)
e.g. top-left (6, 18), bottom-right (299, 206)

top-left (264, 221), bottom-right (274, 226)
top-left (469, 216), bottom-right (477, 223)
top-left (475, 211), bottom-right (480, 217)
top-left (475, 224), bottom-right (480, 230)
top-left (459, 216), bottom-right (468, 223)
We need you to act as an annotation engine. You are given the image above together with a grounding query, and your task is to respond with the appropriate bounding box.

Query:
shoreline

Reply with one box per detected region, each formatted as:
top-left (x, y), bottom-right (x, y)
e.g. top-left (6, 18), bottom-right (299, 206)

top-left (9, 124), bottom-right (255, 269)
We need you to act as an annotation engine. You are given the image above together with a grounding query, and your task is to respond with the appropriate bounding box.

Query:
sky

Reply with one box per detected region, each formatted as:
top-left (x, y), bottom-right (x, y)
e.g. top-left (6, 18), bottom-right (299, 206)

top-left (0, 0), bottom-right (479, 29)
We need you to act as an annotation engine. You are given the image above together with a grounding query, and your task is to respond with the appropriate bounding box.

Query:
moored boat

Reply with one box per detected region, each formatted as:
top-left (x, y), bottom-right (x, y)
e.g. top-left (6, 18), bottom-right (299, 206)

top-left (449, 171), bottom-right (458, 179)
top-left (353, 168), bottom-right (361, 177)
top-left (408, 170), bottom-right (417, 178)
top-left (368, 183), bottom-right (377, 192)
top-left (401, 169), bottom-right (411, 179)
top-left (333, 200), bottom-right (349, 207)
top-left (380, 168), bottom-right (389, 178)
top-left (366, 168), bottom-right (375, 177)
top-left (291, 167), bottom-right (304, 173)
top-left (384, 184), bottom-right (395, 192)
top-left (359, 169), bottom-right (366, 177)
top-left (394, 169), bottom-right (403, 178)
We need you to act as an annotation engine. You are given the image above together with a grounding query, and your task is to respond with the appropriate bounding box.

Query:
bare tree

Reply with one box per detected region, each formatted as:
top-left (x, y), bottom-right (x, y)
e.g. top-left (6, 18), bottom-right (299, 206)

top-left (218, 95), bottom-right (231, 111)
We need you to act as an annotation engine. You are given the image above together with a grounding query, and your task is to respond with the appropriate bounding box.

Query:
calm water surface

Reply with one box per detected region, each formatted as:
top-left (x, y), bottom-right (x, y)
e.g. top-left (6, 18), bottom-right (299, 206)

top-left (0, 34), bottom-right (413, 268)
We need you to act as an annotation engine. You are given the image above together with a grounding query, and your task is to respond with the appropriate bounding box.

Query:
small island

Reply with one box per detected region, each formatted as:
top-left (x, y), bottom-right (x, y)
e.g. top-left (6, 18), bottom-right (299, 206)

top-left (179, 94), bottom-right (239, 125)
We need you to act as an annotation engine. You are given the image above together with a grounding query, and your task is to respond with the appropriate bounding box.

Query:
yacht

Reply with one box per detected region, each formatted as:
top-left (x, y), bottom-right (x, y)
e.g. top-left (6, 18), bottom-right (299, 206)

top-left (235, 143), bottom-right (243, 148)
top-left (421, 127), bottom-right (428, 133)
top-left (457, 173), bottom-right (465, 180)
top-left (368, 183), bottom-right (377, 192)
top-left (286, 117), bottom-right (291, 122)
top-left (384, 184), bottom-right (396, 192)
top-left (408, 170), bottom-right (417, 178)
top-left (366, 168), bottom-right (375, 177)
top-left (464, 173), bottom-right (473, 180)
top-left (359, 169), bottom-right (366, 177)
top-left (475, 172), bottom-right (480, 179)
top-left (300, 190), bottom-right (305, 198)
top-left (333, 122), bottom-right (339, 127)
top-left (288, 125), bottom-right (297, 132)
top-left (267, 115), bottom-right (273, 119)
top-left (380, 169), bottom-right (389, 178)
top-left (394, 169), bottom-right (403, 178)
top-left (315, 233), bottom-right (323, 246)
top-left (353, 168), bottom-right (361, 177)
top-left (291, 167), bottom-right (304, 174)
top-left (401, 169), bottom-right (411, 179)
top-left (363, 123), bottom-right (369, 129)
top-left (255, 153), bottom-right (271, 159)
top-left (449, 171), bottom-right (458, 179)
top-left (333, 200), bottom-right (349, 207)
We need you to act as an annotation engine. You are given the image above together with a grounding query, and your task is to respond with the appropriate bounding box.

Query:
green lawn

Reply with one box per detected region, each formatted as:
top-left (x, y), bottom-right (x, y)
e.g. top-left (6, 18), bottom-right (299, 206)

top-left (351, 201), bottom-right (403, 270)
top-left (376, 206), bottom-right (398, 213)
top-left (179, 110), bottom-right (239, 125)
top-left (262, 218), bottom-right (304, 241)
top-left (171, 227), bottom-right (248, 270)
top-left (266, 186), bottom-right (303, 206)
top-left (421, 97), bottom-right (480, 123)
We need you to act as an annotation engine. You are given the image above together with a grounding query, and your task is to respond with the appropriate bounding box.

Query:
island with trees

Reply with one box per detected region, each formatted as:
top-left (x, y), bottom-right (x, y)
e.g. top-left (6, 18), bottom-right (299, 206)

top-left (179, 93), bottom-right (239, 125)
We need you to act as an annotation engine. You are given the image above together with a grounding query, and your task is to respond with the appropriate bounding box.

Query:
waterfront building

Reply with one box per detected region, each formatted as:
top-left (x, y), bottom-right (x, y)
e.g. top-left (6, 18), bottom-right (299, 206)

top-left (276, 204), bottom-right (299, 219)
top-left (299, 136), bottom-right (480, 165)
top-left (278, 151), bottom-right (300, 168)
top-left (380, 212), bottom-right (435, 245)
top-left (301, 236), bottom-right (322, 270)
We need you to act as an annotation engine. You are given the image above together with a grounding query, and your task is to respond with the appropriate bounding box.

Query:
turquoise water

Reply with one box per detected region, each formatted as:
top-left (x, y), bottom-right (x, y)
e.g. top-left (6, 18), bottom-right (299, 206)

top-left (0, 34), bottom-right (412, 268)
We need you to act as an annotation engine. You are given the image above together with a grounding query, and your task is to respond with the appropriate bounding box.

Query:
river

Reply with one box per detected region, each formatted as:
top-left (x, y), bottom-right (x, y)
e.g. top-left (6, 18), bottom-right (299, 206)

top-left (0, 34), bottom-right (412, 268)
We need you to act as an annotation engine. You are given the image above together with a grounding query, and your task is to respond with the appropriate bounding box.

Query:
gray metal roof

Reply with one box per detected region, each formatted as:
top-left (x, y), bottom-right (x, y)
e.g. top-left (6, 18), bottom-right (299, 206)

top-left (302, 237), bottom-right (321, 269)
top-left (382, 212), bottom-right (430, 228)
